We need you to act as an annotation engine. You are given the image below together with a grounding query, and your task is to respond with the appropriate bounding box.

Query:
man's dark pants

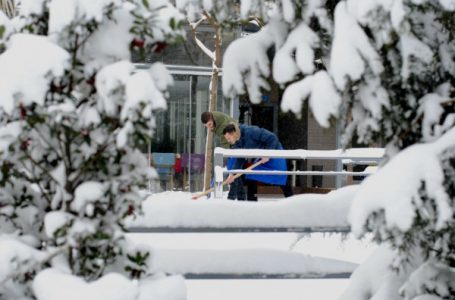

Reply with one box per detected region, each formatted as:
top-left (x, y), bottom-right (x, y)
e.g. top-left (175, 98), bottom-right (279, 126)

top-left (227, 176), bottom-right (246, 200)
top-left (245, 179), bottom-right (294, 201)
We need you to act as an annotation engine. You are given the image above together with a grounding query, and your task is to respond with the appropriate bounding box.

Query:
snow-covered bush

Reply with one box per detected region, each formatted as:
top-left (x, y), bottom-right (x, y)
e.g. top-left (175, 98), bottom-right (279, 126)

top-left (0, 0), bottom-right (184, 299)
top-left (193, 0), bottom-right (455, 299)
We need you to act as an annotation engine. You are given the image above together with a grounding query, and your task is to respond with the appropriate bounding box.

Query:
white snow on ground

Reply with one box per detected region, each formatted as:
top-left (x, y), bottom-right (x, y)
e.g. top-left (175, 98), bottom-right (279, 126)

top-left (186, 279), bottom-right (350, 300)
top-left (33, 268), bottom-right (185, 300)
top-left (127, 185), bottom-right (357, 229)
top-left (127, 230), bottom-right (376, 279)
top-left (126, 187), bottom-right (378, 278)
top-left (128, 188), bottom-right (376, 300)
top-left (140, 247), bottom-right (356, 276)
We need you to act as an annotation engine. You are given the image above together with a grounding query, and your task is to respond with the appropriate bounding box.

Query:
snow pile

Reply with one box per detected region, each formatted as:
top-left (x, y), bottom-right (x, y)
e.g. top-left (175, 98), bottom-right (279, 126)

top-left (16, 0), bottom-right (44, 16)
top-left (0, 34), bottom-right (69, 114)
top-left (400, 260), bottom-right (455, 300)
top-left (48, 0), bottom-right (122, 34)
top-left (273, 22), bottom-right (319, 83)
top-left (0, 233), bottom-right (186, 300)
top-left (339, 245), bottom-right (405, 300)
top-left (79, 6), bottom-right (136, 73)
top-left (330, 2), bottom-right (383, 90)
top-left (47, 1), bottom-right (184, 73)
top-left (33, 269), bottom-right (137, 300)
top-left (0, 237), bottom-right (46, 283)
top-left (349, 127), bottom-right (455, 235)
top-left (33, 268), bottom-right (185, 300)
top-left (0, 122), bottom-right (22, 153)
top-left (149, 248), bottom-right (356, 276)
top-left (223, 19), bottom-right (287, 104)
top-left (127, 185), bottom-right (357, 229)
top-left (340, 245), bottom-right (455, 300)
top-left (0, 1), bottom-right (186, 299)
top-left (95, 60), bottom-right (172, 148)
top-left (281, 71), bottom-right (341, 126)
top-left (44, 211), bottom-right (74, 239)
top-left (418, 93), bottom-right (452, 143)
top-left (123, 70), bottom-right (167, 118)
top-left (175, 0), bottom-right (247, 22)
top-left (0, 10), bottom-right (14, 40)
top-left (344, 127), bottom-right (455, 300)
top-left (95, 61), bottom-right (136, 117)
top-left (71, 181), bottom-right (106, 214)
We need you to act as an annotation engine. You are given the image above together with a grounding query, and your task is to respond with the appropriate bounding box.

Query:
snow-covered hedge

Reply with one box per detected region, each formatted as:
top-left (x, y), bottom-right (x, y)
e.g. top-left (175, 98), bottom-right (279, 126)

top-left (0, 0), bottom-right (185, 299)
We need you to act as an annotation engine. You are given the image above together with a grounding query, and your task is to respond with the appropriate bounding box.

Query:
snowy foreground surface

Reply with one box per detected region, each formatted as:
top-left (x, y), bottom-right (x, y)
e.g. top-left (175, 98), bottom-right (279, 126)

top-left (125, 188), bottom-right (377, 300)
top-left (32, 187), bottom-right (377, 300)
top-left (33, 269), bottom-right (185, 300)
top-left (125, 187), bottom-right (371, 278)
top-left (127, 186), bottom-right (357, 230)
top-left (186, 279), bottom-right (350, 300)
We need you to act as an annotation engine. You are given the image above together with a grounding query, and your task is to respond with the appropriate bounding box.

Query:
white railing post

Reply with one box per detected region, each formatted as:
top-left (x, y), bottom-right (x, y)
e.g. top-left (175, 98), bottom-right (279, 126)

top-left (215, 148), bottom-right (384, 193)
top-left (335, 158), bottom-right (342, 188)
top-left (214, 149), bottom-right (224, 199)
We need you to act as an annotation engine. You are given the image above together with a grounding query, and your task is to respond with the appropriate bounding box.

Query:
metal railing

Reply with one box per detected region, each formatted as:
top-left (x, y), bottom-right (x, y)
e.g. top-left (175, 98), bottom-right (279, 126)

top-left (213, 147), bottom-right (384, 199)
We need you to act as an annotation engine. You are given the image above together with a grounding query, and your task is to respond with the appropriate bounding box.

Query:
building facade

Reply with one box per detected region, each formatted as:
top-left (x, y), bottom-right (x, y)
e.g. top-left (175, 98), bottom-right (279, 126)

top-left (137, 23), bottom-right (340, 193)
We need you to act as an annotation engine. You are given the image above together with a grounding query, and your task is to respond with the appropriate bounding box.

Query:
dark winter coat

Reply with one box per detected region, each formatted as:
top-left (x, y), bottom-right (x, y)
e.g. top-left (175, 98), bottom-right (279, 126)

top-left (212, 111), bottom-right (237, 149)
top-left (227, 124), bottom-right (287, 185)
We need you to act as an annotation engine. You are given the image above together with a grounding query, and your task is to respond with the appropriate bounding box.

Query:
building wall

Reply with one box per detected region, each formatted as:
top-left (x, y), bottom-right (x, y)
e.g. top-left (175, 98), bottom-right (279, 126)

top-left (141, 24), bottom-right (238, 67)
top-left (306, 110), bottom-right (338, 188)
top-left (136, 22), bottom-right (343, 192)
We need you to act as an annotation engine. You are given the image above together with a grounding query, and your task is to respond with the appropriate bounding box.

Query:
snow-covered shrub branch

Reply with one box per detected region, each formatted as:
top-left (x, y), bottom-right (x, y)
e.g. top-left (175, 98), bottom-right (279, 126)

top-left (221, 0), bottom-right (455, 148)
top-left (216, 1), bottom-right (455, 299)
top-left (0, 0), bottom-right (184, 299)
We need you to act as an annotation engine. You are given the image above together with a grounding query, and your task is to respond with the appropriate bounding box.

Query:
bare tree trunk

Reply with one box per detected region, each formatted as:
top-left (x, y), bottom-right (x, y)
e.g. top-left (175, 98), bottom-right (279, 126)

top-left (0, 0), bottom-right (16, 18)
top-left (203, 20), bottom-right (221, 191)
top-left (189, 12), bottom-right (222, 192)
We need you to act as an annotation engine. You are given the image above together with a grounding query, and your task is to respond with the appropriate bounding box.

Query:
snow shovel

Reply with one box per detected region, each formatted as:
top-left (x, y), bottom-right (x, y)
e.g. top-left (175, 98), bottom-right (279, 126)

top-left (191, 159), bottom-right (265, 200)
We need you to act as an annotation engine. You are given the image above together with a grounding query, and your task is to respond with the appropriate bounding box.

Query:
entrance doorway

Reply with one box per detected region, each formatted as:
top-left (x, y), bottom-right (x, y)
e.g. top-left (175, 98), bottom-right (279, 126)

top-left (146, 65), bottom-right (232, 192)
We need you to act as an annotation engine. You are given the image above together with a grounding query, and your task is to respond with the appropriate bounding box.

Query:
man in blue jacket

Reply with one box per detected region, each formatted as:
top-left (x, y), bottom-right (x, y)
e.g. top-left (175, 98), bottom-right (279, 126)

top-left (223, 123), bottom-right (294, 201)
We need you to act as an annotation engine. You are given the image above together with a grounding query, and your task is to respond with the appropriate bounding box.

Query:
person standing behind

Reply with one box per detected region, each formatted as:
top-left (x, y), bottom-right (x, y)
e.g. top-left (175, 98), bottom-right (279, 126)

top-left (173, 153), bottom-right (183, 190)
top-left (223, 123), bottom-right (294, 201)
top-left (201, 111), bottom-right (245, 200)
top-left (201, 111), bottom-right (236, 149)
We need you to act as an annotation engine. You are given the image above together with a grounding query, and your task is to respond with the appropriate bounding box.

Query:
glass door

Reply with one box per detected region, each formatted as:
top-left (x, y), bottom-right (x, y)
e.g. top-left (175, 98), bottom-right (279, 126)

top-left (150, 73), bottom-right (229, 193)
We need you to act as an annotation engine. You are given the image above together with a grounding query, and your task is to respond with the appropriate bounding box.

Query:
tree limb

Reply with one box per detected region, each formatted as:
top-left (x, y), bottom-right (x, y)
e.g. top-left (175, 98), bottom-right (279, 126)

top-left (188, 15), bottom-right (215, 61)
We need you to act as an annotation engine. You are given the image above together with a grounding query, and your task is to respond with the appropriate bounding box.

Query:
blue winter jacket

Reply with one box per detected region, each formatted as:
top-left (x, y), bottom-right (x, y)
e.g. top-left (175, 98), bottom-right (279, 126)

top-left (227, 125), bottom-right (288, 185)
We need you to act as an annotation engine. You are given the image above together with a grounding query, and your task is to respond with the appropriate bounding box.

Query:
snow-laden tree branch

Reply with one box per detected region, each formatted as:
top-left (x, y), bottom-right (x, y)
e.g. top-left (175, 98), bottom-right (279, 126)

top-left (200, 0), bottom-right (455, 299)
top-left (0, 0), bottom-right (186, 298)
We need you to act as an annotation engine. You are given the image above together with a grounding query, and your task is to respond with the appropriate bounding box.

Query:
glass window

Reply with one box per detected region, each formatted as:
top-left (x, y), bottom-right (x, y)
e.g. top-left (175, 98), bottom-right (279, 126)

top-left (150, 73), bottom-right (228, 193)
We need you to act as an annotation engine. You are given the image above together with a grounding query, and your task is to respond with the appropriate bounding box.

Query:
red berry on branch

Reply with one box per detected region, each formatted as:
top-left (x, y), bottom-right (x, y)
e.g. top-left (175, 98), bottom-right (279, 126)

top-left (20, 138), bottom-right (31, 151)
top-left (151, 41), bottom-right (167, 53)
top-left (19, 104), bottom-right (27, 119)
top-left (131, 38), bottom-right (145, 49)
top-left (127, 204), bottom-right (134, 216)
top-left (86, 76), bottom-right (95, 86)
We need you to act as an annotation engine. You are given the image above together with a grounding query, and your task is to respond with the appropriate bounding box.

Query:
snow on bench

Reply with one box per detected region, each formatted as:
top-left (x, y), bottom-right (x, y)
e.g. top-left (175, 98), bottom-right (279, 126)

top-left (126, 185), bottom-right (357, 233)
top-left (147, 248), bottom-right (357, 279)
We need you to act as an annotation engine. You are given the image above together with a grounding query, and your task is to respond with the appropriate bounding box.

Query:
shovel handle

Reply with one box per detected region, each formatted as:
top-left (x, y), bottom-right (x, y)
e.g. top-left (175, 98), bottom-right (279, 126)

top-left (191, 159), bottom-right (264, 200)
